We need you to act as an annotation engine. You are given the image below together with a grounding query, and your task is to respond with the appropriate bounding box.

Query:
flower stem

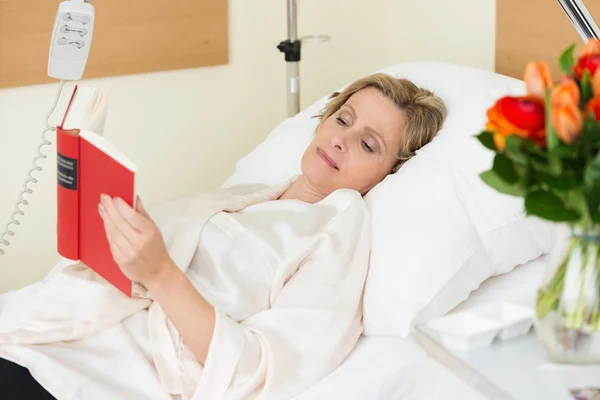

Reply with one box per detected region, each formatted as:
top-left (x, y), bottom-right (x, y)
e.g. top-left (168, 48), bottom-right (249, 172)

top-left (591, 300), bottom-right (600, 332)
top-left (592, 244), bottom-right (600, 331)
top-left (566, 239), bottom-right (590, 329)
top-left (536, 238), bottom-right (577, 318)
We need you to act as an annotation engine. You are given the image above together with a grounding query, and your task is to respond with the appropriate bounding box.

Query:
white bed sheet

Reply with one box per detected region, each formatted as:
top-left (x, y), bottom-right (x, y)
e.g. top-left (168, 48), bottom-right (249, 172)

top-left (293, 335), bottom-right (423, 400)
top-left (0, 258), bottom-right (546, 400)
top-left (295, 256), bottom-right (549, 400)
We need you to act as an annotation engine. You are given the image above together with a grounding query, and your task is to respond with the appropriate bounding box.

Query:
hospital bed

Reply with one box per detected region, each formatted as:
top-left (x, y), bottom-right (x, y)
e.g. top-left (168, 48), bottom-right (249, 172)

top-left (220, 60), bottom-right (564, 400)
top-left (0, 59), bottom-right (565, 400)
top-left (205, 2), bottom-right (595, 396)
top-left (294, 256), bottom-right (549, 400)
top-left (222, 2), bottom-right (599, 396)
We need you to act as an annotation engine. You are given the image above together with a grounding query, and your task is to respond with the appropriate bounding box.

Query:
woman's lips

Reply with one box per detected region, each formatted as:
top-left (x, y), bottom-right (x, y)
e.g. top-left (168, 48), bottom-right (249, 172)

top-left (317, 148), bottom-right (338, 170)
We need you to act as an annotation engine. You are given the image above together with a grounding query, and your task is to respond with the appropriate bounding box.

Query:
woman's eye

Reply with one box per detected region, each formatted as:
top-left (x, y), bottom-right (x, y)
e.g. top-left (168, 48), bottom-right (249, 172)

top-left (336, 116), bottom-right (348, 127)
top-left (362, 140), bottom-right (374, 153)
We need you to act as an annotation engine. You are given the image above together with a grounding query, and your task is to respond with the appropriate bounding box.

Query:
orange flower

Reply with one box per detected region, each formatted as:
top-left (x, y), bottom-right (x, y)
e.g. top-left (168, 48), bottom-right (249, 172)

top-left (585, 97), bottom-right (600, 120)
top-left (550, 77), bottom-right (580, 108)
top-left (548, 78), bottom-right (584, 143)
top-left (524, 61), bottom-right (553, 97)
top-left (593, 69), bottom-right (600, 96)
top-left (573, 40), bottom-right (600, 79)
top-left (552, 101), bottom-right (583, 143)
top-left (583, 39), bottom-right (600, 56)
top-left (486, 96), bottom-right (546, 150)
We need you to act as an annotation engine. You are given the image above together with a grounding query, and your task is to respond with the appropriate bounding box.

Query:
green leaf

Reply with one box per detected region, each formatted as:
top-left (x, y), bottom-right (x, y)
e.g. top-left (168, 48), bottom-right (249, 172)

top-left (584, 153), bottom-right (600, 210)
top-left (493, 153), bottom-right (519, 184)
top-left (525, 188), bottom-right (581, 222)
top-left (537, 172), bottom-right (578, 191)
top-left (529, 158), bottom-right (552, 173)
top-left (559, 43), bottom-right (577, 76)
top-left (586, 183), bottom-right (600, 214)
top-left (581, 69), bottom-right (594, 105)
top-left (476, 131), bottom-right (497, 151)
top-left (592, 213), bottom-right (600, 223)
top-left (585, 151), bottom-right (600, 189)
top-left (522, 138), bottom-right (548, 157)
top-left (564, 189), bottom-right (592, 227)
top-left (521, 138), bottom-right (551, 172)
top-left (555, 145), bottom-right (580, 159)
top-left (580, 115), bottom-right (600, 154)
top-left (480, 170), bottom-right (524, 197)
top-left (504, 135), bottom-right (527, 165)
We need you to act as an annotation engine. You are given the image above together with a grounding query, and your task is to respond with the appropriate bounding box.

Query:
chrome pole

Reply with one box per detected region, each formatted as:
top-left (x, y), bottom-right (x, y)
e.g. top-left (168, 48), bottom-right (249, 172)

top-left (557, 0), bottom-right (600, 41)
top-left (287, 62), bottom-right (300, 118)
top-left (287, 0), bottom-right (299, 117)
top-left (278, 0), bottom-right (301, 117)
top-left (276, 1), bottom-right (330, 117)
top-left (288, 0), bottom-right (297, 42)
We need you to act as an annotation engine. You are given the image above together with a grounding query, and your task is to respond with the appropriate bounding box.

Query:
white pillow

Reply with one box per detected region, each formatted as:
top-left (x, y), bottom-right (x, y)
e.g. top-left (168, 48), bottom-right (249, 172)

top-left (222, 61), bottom-right (557, 337)
top-left (449, 255), bottom-right (549, 315)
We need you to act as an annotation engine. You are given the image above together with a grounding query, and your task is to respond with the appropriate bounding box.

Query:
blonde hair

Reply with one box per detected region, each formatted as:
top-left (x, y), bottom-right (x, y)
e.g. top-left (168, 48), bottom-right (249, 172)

top-left (318, 73), bottom-right (447, 173)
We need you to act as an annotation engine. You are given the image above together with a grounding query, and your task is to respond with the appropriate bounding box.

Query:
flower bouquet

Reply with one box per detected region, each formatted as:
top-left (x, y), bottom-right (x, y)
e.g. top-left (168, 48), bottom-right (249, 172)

top-left (477, 39), bottom-right (600, 363)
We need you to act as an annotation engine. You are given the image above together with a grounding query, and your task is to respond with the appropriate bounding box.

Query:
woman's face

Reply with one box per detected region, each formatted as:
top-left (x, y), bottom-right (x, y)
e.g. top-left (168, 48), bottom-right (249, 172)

top-left (301, 87), bottom-right (406, 196)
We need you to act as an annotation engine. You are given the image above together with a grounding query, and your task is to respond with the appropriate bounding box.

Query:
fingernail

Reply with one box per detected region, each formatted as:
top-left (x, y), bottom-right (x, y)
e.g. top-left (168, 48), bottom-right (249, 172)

top-left (101, 193), bottom-right (109, 203)
top-left (98, 203), bottom-right (105, 214)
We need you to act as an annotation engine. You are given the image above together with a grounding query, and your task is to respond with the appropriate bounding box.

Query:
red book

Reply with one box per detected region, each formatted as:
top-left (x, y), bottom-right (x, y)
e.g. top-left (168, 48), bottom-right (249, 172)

top-left (57, 85), bottom-right (137, 297)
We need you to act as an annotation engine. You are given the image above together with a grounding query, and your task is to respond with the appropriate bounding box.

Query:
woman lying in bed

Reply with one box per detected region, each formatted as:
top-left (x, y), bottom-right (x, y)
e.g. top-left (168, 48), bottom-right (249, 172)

top-left (0, 73), bottom-right (446, 400)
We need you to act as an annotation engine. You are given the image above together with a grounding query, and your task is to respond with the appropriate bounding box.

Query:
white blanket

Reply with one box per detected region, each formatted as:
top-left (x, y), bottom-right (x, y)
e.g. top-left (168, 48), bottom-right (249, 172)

top-left (0, 179), bottom-right (373, 400)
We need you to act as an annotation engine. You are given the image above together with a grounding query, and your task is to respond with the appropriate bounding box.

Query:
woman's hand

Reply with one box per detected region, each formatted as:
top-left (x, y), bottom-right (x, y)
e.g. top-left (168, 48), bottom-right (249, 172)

top-left (100, 194), bottom-right (216, 365)
top-left (98, 194), bottom-right (174, 286)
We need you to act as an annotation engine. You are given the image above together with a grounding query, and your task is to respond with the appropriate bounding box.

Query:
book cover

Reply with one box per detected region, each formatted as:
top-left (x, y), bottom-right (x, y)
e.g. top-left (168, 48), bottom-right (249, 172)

top-left (56, 101), bottom-right (80, 261)
top-left (56, 85), bottom-right (136, 297)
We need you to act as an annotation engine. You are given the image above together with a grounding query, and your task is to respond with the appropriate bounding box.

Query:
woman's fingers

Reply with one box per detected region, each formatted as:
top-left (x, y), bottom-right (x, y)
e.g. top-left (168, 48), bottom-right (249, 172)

top-left (113, 196), bottom-right (153, 232)
top-left (99, 203), bottom-right (132, 264)
top-left (135, 196), bottom-right (151, 218)
top-left (101, 194), bottom-right (139, 240)
top-left (110, 240), bottom-right (128, 265)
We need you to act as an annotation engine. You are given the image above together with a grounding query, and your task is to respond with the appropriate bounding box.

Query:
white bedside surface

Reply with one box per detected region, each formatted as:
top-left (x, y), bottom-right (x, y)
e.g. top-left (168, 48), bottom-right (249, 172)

top-left (415, 326), bottom-right (600, 400)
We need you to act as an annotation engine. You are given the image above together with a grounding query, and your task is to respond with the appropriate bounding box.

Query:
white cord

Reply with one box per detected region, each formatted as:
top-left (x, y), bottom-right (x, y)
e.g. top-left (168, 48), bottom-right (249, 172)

top-left (0, 80), bottom-right (66, 256)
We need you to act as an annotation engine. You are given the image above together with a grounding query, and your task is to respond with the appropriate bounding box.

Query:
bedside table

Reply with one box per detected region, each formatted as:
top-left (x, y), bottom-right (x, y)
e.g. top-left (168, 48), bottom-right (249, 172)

top-left (415, 326), bottom-right (600, 400)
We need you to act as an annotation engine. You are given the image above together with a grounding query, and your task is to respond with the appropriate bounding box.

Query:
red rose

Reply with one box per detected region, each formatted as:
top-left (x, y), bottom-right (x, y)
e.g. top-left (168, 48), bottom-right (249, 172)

top-left (485, 96), bottom-right (546, 150)
top-left (573, 39), bottom-right (600, 79)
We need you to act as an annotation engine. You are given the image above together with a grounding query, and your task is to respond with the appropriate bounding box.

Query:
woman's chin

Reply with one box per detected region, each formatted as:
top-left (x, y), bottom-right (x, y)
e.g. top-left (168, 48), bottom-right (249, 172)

top-left (302, 161), bottom-right (335, 182)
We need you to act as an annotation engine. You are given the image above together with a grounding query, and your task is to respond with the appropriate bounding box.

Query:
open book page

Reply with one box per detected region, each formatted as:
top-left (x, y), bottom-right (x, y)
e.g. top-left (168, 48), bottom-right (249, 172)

top-left (62, 85), bottom-right (136, 173)
top-left (83, 89), bottom-right (108, 135)
top-left (62, 86), bottom-right (107, 134)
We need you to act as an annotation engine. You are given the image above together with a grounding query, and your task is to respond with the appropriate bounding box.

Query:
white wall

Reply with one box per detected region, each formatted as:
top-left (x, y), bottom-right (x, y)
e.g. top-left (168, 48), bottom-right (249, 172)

top-left (0, 0), bottom-right (496, 293)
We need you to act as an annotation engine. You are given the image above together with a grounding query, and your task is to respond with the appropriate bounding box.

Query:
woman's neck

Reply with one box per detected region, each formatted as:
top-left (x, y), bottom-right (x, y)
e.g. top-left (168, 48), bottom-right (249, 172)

top-left (278, 175), bottom-right (328, 204)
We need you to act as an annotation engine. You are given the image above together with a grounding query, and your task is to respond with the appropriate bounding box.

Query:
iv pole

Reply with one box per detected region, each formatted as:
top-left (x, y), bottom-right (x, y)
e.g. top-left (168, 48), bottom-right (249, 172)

top-left (275, 1), bottom-right (596, 118)
top-left (274, 1), bottom-right (599, 114)
top-left (558, 0), bottom-right (600, 41)
top-left (277, 0), bottom-right (330, 117)
top-left (277, 0), bottom-right (300, 118)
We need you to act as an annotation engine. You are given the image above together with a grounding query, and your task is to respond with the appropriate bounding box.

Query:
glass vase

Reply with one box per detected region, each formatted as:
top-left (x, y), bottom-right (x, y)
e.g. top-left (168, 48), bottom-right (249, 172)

top-left (534, 226), bottom-right (600, 364)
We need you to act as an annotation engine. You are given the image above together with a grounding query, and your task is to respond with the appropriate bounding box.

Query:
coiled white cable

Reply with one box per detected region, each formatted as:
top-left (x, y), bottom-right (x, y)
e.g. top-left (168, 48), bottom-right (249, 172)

top-left (0, 80), bottom-right (66, 256)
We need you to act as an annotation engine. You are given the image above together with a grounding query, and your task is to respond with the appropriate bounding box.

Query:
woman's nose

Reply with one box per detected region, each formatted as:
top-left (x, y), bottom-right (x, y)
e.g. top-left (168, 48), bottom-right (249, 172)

top-left (331, 135), bottom-right (347, 153)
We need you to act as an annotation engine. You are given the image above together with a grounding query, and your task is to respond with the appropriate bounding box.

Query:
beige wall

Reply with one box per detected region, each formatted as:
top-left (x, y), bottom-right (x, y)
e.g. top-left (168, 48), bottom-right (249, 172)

top-left (0, 0), bottom-right (496, 292)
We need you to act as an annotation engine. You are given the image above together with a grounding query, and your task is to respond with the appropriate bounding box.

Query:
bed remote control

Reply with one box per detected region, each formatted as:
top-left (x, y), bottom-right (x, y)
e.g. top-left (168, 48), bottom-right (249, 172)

top-left (48, 0), bottom-right (95, 81)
